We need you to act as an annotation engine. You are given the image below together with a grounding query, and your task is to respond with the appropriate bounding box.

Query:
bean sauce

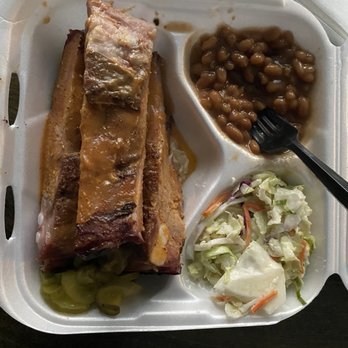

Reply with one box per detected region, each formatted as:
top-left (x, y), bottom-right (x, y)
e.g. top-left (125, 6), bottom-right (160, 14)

top-left (190, 25), bottom-right (316, 155)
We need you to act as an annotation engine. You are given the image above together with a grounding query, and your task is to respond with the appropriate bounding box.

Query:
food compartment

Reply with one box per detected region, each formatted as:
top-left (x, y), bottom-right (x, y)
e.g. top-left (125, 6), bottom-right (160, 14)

top-left (183, 158), bottom-right (333, 324)
top-left (179, 0), bottom-right (339, 324)
top-left (0, 0), bottom-right (344, 333)
top-left (0, 0), bottom-right (227, 332)
top-left (181, 0), bottom-right (337, 164)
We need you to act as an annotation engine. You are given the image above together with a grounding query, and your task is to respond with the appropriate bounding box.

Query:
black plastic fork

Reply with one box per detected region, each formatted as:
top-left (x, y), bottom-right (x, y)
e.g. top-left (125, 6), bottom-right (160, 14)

top-left (251, 108), bottom-right (348, 209)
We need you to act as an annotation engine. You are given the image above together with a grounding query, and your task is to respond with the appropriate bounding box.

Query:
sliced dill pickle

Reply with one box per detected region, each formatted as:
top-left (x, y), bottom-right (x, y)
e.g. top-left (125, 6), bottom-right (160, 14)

top-left (48, 288), bottom-right (90, 314)
top-left (96, 285), bottom-right (124, 316)
top-left (40, 271), bottom-right (61, 286)
top-left (61, 270), bottom-right (96, 305)
top-left (76, 264), bottom-right (97, 285)
top-left (94, 271), bottom-right (114, 284)
top-left (41, 282), bottom-right (62, 296)
top-left (108, 279), bottom-right (141, 297)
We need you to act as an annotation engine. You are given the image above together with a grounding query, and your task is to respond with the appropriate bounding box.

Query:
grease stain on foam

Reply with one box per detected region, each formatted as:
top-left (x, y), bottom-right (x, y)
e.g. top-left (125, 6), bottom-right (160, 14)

top-left (231, 153), bottom-right (239, 161)
top-left (209, 6), bottom-right (236, 21)
top-left (42, 0), bottom-right (47, 7)
top-left (227, 7), bottom-right (236, 20)
top-left (42, 16), bottom-right (50, 24)
top-left (164, 22), bottom-right (193, 33)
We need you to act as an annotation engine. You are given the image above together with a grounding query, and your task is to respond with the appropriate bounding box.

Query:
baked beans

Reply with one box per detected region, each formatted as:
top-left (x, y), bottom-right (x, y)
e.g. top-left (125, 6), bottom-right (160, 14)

top-left (190, 25), bottom-right (316, 155)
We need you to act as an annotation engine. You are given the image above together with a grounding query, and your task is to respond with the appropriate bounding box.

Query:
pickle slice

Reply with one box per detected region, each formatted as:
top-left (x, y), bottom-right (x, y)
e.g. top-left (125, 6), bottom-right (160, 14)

top-left (61, 270), bottom-right (96, 305)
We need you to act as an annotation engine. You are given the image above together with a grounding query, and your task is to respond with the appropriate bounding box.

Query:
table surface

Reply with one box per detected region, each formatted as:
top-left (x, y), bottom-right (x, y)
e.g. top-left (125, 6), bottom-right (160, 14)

top-left (2, 57), bottom-right (348, 348)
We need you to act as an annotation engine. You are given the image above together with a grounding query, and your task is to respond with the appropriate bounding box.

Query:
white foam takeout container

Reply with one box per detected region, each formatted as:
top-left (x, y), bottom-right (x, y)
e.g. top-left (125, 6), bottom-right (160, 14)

top-left (0, 0), bottom-right (347, 334)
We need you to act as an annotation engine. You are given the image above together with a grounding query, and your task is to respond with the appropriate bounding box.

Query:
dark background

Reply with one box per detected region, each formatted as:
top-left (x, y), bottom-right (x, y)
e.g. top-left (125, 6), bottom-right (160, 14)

top-left (0, 275), bottom-right (347, 348)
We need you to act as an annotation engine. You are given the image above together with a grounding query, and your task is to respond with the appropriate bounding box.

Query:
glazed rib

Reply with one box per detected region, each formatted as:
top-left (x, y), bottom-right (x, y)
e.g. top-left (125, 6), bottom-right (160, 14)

top-left (75, 86), bottom-right (149, 257)
top-left (84, 0), bottom-right (156, 110)
top-left (133, 54), bottom-right (185, 274)
top-left (37, 30), bottom-right (84, 271)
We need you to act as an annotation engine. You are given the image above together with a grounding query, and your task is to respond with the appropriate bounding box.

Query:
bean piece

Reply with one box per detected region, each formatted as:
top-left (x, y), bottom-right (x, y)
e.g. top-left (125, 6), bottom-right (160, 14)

top-left (264, 57), bottom-right (272, 65)
top-left (285, 90), bottom-right (296, 100)
top-left (209, 60), bottom-right (218, 70)
top-left (273, 97), bottom-right (288, 114)
top-left (217, 47), bottom-right (229, 62)
top-left (216, 67), bottom-right (227, 83)
top-left (283, 65), bottom-right (292, 77)
top-left (253, 100), bottom-right (266, 111)
top-left (209, 90), bottom-right (222, 110)
top-left (226, 84), bottom-right (240, 97)
top-left (301, 73), bottom-right (315, 83)
top-left (228, 110), bottom-right (242, 123)
top-left (229, 97), bottom-right (242, 110)
top-left (247, 111), bottom-right (257, 122)
top-left (283, 30), bottom-right (294, 45)
top-left (196, 71), bottom-right (216, 89)
top-left (302, 64), bottom-right (316, 74)
top-left (237, 116), bottom-right (252, 131)
top-left (252, 42), bottom-right (268, 53)
top-left (288, 99), bottom-right (298, 110)
top-left (244, 67), bottom-right (254, 83)
top-left (295, 50), bottom-right (314, 63)
top-left (242, 130), bottom-right (251, 143)
top-left (292, 58), bottom-right (303, 76)
top-left (201, 50), bottom-right (215, 65)
top-left (225, 123), bottom-right (244, 143)
top-left (200, 98), bottom-right (212, 109)
top-left (226, 33), bottom-right (237, 47)
top-left (258, 72), bottom-right (268, 85)
top-left (237, 38), bottom-right (254, 52)
top-left (221, 102), bottom-right (232, 114)
top-left (266, 80), bottom-right (285, 93)
top-left (231, 52), bottom-right (248, 67)
top-left (297, 96), bottom-right (309, 117)
top-left (216, 114), bottom-right (228, 127)
top-left (191, 63), bottom-right (204, 77)
top-left (264, 63), bottom-right (282, 77)
top-left (224, 61), bottom-right (235, 70)
top-left (199, 90), bottom-right (209, 98)
top-left (249, 139), bottom-right (261, 155)
top-left (213, 82), bottom-right (224, 90)
top-left (250, 52), bottom-right (265, 66)
top-left (240, 99), bottom-right (254, 112)
top-left (271, 38), bottom-right (288, 49)
top-left (263, 26), bottom-right (281, 42)
top-left (219, 25), bottom-right (233, 38)
top-left (201, 35), bottom-right (218, 51)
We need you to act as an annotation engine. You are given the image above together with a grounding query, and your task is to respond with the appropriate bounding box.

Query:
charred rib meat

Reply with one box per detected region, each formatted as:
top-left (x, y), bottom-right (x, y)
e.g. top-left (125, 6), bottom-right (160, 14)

top-left (84, 0), bottom-right (156, 110)
top-left (37, 30), bottom-right (84, 272)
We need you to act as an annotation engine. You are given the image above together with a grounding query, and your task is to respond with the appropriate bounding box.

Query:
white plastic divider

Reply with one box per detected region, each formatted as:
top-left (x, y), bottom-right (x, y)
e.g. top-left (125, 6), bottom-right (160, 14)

top-left (338, 39), bottom-right (348, 289)
top-left (0, 12), bottom-right (13, 267)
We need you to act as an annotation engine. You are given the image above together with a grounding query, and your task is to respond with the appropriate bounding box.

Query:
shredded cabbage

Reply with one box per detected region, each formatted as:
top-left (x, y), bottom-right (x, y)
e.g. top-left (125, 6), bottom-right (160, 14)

top-left (188, 171), bottom-right (315, 318)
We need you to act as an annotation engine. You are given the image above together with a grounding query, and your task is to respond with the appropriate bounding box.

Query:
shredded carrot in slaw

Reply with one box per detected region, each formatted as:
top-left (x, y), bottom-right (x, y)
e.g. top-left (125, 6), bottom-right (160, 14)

top-left (242, 202), bottom-right (264, 247)
top-left (250, 289), bottom-right (278, 313)
top-left (298, 240), bottom-right (308, 274)
top-left (202, 190), bottom-right (232, 217)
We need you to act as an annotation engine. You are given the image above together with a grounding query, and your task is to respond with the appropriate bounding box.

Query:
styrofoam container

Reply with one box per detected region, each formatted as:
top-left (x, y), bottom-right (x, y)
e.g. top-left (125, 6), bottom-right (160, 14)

top-left (0, 0), bottom-right (347, 333)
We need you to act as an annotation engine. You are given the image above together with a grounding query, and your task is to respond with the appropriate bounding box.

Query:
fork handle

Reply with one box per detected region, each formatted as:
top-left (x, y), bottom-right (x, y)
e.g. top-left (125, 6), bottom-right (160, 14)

top-left (288, 140), bottom-right (348, 209)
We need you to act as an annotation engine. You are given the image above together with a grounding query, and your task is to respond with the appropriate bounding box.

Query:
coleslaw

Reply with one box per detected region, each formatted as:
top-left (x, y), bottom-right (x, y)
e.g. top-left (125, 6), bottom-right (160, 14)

top-left (188, 171), bottom-right (315, 318)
